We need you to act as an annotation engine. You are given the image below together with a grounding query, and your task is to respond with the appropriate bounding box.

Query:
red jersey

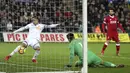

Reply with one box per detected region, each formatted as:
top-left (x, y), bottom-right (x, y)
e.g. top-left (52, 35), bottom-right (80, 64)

top-left (102, 15), bottom-right (125, 35)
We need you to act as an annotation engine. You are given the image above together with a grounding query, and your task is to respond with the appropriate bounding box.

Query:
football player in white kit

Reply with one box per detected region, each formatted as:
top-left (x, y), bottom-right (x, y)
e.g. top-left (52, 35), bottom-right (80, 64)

top-left (5, 17), bottom-right (60, 63)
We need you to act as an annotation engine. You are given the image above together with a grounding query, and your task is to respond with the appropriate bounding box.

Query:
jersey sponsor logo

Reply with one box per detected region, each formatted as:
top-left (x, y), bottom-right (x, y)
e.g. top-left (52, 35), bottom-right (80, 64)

top-left (36, 26), bottom-right (41, 30)
top-left (110, 21), bottom-right (116, 24)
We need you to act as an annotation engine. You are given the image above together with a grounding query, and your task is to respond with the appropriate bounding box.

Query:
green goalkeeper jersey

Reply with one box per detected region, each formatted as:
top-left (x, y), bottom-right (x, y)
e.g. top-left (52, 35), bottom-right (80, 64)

top-left (68, 39), bottom-right (83, 65)
top-left (68, 39), bottom-right (102, 66)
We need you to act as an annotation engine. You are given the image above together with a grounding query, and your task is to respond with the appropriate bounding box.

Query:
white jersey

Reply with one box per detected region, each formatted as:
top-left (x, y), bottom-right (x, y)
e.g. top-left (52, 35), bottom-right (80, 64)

top-left (25, 23), bottom-right (44, 40)
top-left (13, 23), bottom-right (59, 41)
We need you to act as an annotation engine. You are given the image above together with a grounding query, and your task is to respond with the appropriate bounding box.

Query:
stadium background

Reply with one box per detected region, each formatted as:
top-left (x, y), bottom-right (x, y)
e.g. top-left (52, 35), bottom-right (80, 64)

top-left (1, 0), bottom-right (130, 41)
top-left (1, 0), bottom-right (130, 73)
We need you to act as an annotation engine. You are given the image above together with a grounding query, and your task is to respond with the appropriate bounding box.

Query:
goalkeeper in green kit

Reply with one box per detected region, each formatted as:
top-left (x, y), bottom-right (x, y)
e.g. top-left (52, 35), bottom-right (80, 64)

top-left (64, 33), bottom-right (124, 68)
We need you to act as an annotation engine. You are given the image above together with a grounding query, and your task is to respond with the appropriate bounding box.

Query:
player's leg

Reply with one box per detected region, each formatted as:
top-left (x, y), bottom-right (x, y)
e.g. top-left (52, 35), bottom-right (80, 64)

top-left (101, 61), bottom-right (116, 67)
top-left (93, 55), bottom-right (117, 68)
top-left (10, 42), bottom-right (27, 56)
top-left (116, 42), bottom-right (120, 56)
top-left (32, 43), bottom-right (40, 63)
top-left (113, 35), bottom-right (120, 56)
top-left (5, 41), bottom-right (28, 61)
top-left (93, 55), bottom-right (124, 68)
top-left (101, 38), bottom-right (110, 55)
top-left (91, 51), bottom-right (124, 68)
top-left (101, 61), bottom-right (124, 68)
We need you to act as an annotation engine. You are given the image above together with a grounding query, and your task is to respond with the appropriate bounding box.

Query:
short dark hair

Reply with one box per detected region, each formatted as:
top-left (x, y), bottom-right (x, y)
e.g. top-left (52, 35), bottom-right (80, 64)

top-left (66, 33), bottom-right (74, 40)
top-left (109, 7), bottom-right (115, 12)
top-left (32, 16), bottom-right (38, 19)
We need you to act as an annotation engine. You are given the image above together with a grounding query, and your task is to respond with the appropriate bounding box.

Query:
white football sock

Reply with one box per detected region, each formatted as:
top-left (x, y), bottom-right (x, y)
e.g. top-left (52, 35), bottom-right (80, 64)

top-left (32, 50), bottom-right (40, 59)
top-left (10, 45), bottom-right (21, 56)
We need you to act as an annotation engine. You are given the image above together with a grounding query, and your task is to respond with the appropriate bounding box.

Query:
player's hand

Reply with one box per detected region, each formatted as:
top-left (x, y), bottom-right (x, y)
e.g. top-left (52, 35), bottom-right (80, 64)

top-left (64, 64), bottom-right (72, 68)
top-left (75, 61), bottom-right (83, 67)
top-left (56, 24), bottom-right (60, 26)
top-left (75, 64), bottom-right (83, 67)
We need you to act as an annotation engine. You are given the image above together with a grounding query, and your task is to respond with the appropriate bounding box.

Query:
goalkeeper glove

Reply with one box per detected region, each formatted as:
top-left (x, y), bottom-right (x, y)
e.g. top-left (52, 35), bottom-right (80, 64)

top-left (64, 64), bottom-right (72, 68)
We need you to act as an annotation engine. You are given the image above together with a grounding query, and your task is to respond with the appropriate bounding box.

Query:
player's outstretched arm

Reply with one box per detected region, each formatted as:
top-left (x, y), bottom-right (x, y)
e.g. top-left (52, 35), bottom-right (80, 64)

top-left (44, 24), bottom-right (60, 28)
top-left (13, 24), bottom-right (29, 33)
top-left (64, 47), bottom-right (75, 68)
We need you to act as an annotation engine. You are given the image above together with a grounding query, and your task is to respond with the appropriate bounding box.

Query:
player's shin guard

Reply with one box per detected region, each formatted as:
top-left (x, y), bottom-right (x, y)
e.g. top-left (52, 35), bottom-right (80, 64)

top-left (10, 45), bottom-right (21, 56)
top-left (32, 50), bottom-right (40, 59)
top-left (103, 61), bottom-right (116, 68)
top-left (116, 44), bottom-right (120, 56)
top-left (101, 43), bottom-right (108, 55)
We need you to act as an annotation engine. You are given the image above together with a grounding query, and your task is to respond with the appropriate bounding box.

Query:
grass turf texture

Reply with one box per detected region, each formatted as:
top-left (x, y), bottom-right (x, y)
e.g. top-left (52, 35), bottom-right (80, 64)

top-left (0, 43), bottom-right (130, 73)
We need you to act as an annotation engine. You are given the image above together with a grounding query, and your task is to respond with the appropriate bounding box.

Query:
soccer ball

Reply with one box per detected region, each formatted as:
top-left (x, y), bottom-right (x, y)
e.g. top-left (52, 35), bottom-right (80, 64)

top-left (18, 47), bottom-right (26, 54)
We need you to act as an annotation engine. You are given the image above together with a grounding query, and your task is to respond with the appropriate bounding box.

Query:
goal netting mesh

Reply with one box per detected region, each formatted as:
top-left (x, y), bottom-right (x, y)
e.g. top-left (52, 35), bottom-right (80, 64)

top-left (0, 0), bottom-right (83, 73)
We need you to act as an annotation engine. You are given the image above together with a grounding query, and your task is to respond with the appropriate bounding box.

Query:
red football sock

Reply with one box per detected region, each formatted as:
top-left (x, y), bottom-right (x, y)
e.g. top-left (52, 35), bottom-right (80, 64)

top-left (101, 43), bottom-right (108, 52)
top-left (116, 44), bottom-right (120, 54)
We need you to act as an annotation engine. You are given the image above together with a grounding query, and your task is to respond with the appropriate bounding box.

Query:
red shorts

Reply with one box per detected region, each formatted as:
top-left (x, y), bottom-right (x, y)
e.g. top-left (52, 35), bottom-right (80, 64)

top-left (106, 33), bottom-right (119, 42)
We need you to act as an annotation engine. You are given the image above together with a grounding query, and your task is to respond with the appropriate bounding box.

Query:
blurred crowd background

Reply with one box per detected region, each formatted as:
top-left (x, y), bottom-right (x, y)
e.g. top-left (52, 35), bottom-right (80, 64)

top-left (0, 0), bottom-right (130, 33)
top-left (88, 0), bottom-right (130, 33)
top-left (0, 0), bottom-right (82, 32)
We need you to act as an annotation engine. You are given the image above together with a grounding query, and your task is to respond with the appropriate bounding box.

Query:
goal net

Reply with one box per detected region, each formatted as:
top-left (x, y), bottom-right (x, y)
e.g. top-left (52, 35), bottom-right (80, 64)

top-left (0, 0), bottom-right (84, 73)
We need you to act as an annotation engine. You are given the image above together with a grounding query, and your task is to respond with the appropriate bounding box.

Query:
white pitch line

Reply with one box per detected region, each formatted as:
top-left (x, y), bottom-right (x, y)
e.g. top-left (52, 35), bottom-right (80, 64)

top-left (17, 71), bottom-right (80, 73)
top-left (0, 62), bottom-right (65, 71)
top-left (100, 55), bottom-right (130, 60)
top-left (0, 62), bottom-right (80, 73)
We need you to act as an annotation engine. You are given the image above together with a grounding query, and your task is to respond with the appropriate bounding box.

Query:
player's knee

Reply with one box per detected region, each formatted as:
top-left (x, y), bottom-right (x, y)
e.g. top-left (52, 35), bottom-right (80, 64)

top-left (105, 42), bottom-right (109, 45)
top-left (36, 48), bottom-right (40, 51)
top-left (116, 43), bottom-right (120, 46)
top-left (33, 44), bottom-right (40, 50)
top-left (21, 43), bottom-right (27, 48)
top-left (116, 41), bottom-right (120, 44)
top-left (34, 47), bottom-right (40, 50)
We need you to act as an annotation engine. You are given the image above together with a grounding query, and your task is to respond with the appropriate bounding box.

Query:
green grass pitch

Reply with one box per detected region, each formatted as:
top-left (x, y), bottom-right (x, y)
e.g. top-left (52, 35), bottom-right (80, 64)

top-left (0, 42), bottom-right (130, 73)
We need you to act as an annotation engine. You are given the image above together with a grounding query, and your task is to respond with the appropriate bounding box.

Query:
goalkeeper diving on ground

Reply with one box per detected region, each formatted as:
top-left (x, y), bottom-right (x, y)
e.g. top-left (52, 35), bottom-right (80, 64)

top-left (4, 17), bottom-right (60, 63)
top-left (64, 33), bottom-right (124, 68)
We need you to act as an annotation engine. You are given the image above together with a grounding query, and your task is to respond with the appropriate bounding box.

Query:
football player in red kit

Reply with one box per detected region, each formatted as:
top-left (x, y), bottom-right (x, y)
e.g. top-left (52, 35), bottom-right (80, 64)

top-left (101, 8), bottom-right (125, 56)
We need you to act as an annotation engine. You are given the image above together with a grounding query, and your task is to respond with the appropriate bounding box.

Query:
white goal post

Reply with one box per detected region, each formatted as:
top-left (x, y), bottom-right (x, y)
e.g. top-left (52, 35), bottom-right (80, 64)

top-left (82, 0), bottom-right (88, 73)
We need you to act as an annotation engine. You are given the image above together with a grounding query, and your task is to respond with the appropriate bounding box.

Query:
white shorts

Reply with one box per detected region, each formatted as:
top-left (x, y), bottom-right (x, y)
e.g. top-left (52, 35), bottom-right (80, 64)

top-left (23, 39), bottom-right (40, 49)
